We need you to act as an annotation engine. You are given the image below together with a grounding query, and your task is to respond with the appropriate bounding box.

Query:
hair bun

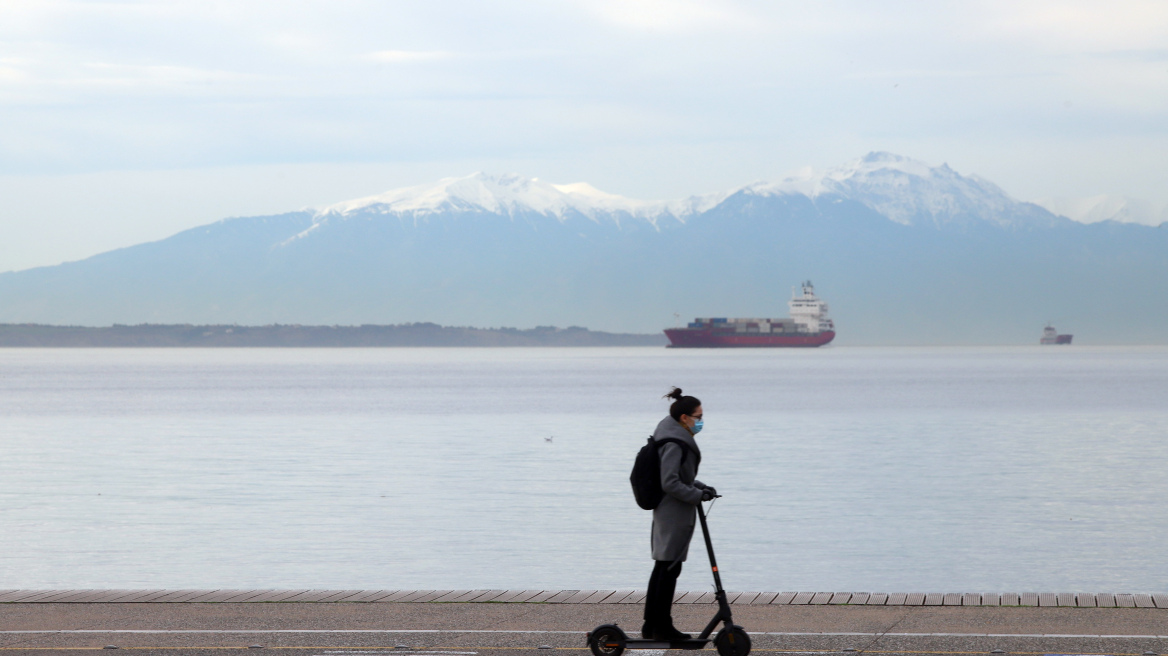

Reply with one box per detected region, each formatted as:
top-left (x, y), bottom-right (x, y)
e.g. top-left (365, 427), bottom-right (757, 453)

top-left (663, 387), bottom-right (684, 401)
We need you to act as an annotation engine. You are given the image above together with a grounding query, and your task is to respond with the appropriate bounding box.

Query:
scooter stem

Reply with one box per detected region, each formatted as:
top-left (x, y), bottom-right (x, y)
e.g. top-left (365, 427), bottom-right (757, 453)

top-left (697, 501), bottom-right (724, 593)
top-left (695, 499), bottom-right (735, 642)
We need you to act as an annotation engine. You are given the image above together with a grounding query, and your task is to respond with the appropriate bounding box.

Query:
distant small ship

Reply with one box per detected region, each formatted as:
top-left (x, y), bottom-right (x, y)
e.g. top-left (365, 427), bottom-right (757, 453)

top-left (1040, 325), bottom-right (1073, 345)
top-left (664, 281), bottom-right (836, 348)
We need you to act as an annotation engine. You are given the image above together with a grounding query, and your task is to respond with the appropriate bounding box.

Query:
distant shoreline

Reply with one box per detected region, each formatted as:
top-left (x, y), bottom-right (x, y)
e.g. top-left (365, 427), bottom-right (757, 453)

top-left (0, 322), bottom-right (667, 347)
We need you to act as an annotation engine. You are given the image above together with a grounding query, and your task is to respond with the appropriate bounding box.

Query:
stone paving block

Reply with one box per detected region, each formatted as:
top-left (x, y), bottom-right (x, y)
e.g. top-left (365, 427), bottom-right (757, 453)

top-left (87, 589), bottom-right (133, 602)
top-left (1135, 594), bottom-right (1155, 608)
top-left (1074, 593), bottom-right (1096, 608)
top-left (1095, 593), bottom-right (1116, 608)
top-left (233, 590), bottom-right (285, 602)
top-left (561, 590), bottom-right (598, 604)
top-left (104, 590), bottom-right (162, 602)
top-left (1000, 593), bottom-right (1020, 606)
top-left (411, 590), bottom-right (455, 603)
top-left (444, 590), bottom-right (486, 602)
top-left (924, 593), bottom-right (943, 606)
top-left (332, 590), bottom-right (374, 602)
top-left (343, 590), bottom-right (395, 602)
top-left (16, 590), bottom-right (77, 602)
top-left (866, 593), bottom-right (888, 605)
top-left (431, 590), bottom-right (473, 603)
top-left (1056, 593), bottom-right (1076, 607)
top-left (695, 592), bottom-right (716, 603)
top-left (810, 592), bottom-right (833, 605)
top-left (580, 591), bottom-right (617, 604)
top-left (27, 590), bottom-right (73, 602)
top-left (724, 592), bottom-right (745, 603)
top-left (1116, 593), bottom-right (1136, 608)
top-left (1038, 593), bottom-right (1058, 607)
top-left (460, 590), bottom-right (498, 602)
top-left (35, 590), bottom-right (89, 602)
top-left (980, 594), bottom-right (1000, 607)
top-left (1153, 593), bottom-right (1168, 609)
top-left (0, 590), bottom-right (36, 602)
top-left (619, 591), bottom-right (647, 604)
top-left (190, 590), bottom-right (250, 603)
top-left (548, 590), bottom-right (584, 603)
top-left (828, 593), bottom-right (852, 605)
top-left (513, 590), bottom-right (548, 602)
top-left (962, 593), bottom-right (981, 606)
top-left (527, 590), bottom-right (562, 603)
top-left (395, 590), bottom-right (435, 602)
top-left (676, 591), bottom-right (704, 604)
top-left (371, 590), bottom-right (415, 602)
top-left (259, 590), bottom-right (314, 602)
top-left (52, 590), bottom-right (104, 603)
top-left (906, 593), bottom-right (926, 606)
top-left (887, 593), bottom-right (909, 605)
top-left (849, 593), bottom-right (870, 605)
top-left (306, 590), bottom-right (358, 602)
top-left (791, 592), bottom-right (814, 605)
top-left (219, 590), bottom-right (266, 603)
top-left (603, 590), bottom-right (637, 604)
top-left (942, 593), bottom-right (962, 606)
top-left (1019, 593), bottom-right (1038, 606)
top-left (140, 590), bottom-right (197, 603)
top-left (767, 592), bottom-right (794, 605)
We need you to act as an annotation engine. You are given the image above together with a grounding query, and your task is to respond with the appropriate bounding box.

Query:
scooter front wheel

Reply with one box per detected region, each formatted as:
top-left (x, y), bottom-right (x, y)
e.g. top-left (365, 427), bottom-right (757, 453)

top-left (588, 624), bottom-right (627, 656)
top-left (714, 625), bottom-right (751, 656)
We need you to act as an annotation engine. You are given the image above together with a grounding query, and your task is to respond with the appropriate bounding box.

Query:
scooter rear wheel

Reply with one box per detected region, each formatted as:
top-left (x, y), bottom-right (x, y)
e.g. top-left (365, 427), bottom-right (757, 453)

top-left (714, 625), bottom-right (751, 656)
top-left (589, 625), bottom-right (626, 656)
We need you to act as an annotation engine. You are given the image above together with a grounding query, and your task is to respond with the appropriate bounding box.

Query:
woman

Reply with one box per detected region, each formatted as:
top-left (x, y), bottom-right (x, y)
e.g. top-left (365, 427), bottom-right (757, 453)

top-left (643, 387), bottom-right (717, 641)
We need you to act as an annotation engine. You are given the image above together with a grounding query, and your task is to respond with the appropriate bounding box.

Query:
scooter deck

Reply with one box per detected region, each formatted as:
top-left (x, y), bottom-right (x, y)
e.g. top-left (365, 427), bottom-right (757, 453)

top-left (622, 639), bottom-right (709, 650)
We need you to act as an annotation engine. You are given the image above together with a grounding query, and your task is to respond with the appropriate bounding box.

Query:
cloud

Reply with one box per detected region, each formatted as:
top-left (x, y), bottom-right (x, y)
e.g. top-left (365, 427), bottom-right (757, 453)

top-left (576, 0), bottom-right (757, 33)
top-left (364, 50), bottom-right (454, 64)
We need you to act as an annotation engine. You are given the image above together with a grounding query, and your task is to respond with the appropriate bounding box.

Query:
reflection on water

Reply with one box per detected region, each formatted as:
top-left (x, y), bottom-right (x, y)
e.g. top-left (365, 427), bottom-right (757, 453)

top-left (0, 346), bottom-right (1166, 591)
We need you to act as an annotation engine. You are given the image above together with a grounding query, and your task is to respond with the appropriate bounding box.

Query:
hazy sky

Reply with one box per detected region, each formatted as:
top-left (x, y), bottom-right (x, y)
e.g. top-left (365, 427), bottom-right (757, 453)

top-left (2, 0), bottom-right (1167, 271)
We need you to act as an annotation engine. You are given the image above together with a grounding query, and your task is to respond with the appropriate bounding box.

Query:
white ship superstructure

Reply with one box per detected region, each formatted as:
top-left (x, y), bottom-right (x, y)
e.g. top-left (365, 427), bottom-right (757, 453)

top-left (789, 281), bottom-right (834, 334)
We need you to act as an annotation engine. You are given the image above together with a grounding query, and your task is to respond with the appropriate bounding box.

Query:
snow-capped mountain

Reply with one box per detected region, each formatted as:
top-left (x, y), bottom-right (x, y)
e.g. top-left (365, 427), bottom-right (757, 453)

top-left (315, 172), bottom-right (679, 223)
top-left (303, 152), bottom-right (1065, 236)
top-left (742, 152), bottom-right (1064, 230)
top-left (1, 152), bottom-right (1164, 344)
top-left (1035, 195), bottom-right (1168, 226)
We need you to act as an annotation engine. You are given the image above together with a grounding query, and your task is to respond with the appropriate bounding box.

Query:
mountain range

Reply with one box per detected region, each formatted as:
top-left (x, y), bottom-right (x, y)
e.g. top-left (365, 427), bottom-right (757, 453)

top-left (1, 152), bottom-right (1165, 344)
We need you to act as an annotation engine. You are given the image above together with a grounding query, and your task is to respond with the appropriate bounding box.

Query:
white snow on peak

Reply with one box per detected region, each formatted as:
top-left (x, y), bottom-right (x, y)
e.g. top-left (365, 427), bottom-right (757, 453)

top-left (1034, 195), bottom-right (1167, 226)
top-left (317, 172), bottom-right (672, 222)
top-left (302, 153), bottom-right (1110, 238)
top-left (744, 151), bottom-right (1050, 228)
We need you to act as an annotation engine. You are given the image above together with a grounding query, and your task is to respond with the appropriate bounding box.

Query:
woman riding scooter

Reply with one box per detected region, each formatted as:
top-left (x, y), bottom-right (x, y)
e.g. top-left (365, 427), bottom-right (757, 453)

top-left (643, 387), bottom-right (717, 641)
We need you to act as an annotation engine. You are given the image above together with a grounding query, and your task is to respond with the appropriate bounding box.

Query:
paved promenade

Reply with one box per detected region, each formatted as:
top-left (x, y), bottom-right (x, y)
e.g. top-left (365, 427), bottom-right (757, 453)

top-left (4, 591), bottom-right (1167, 608)
top-left (2, 591), bottom-right (1168, 656)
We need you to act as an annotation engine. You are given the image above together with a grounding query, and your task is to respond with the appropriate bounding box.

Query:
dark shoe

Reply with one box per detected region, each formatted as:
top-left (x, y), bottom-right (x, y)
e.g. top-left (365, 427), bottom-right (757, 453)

top-left (641, 622), bottom-right (655, 640)
top-left (656, 626), bottom-right (692, 641)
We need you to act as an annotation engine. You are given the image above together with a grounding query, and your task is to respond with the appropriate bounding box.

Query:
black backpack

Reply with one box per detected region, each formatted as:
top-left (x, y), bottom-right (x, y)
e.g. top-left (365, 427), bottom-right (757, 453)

top-left (630, 436), bottom-right (699, 510)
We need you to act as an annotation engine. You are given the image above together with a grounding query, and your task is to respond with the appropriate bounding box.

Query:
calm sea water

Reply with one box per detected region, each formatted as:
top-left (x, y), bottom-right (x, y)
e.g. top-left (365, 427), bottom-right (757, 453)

top-left (1, 346), bottom-right (1166, 593)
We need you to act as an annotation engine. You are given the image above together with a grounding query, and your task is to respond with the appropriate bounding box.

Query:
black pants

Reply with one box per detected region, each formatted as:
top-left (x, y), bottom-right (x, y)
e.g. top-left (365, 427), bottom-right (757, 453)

top-left (643, 559), bottom-right (683, 629)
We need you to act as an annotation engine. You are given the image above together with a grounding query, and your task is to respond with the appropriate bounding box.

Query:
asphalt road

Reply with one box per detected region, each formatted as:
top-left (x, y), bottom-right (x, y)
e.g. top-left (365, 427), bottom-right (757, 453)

top-left (2, 603), bottom-right (1167, 656)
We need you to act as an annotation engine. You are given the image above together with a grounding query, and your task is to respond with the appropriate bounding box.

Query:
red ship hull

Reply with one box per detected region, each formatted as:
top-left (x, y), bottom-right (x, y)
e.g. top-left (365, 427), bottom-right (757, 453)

top-left (664, 328), bottom-right (835, 348)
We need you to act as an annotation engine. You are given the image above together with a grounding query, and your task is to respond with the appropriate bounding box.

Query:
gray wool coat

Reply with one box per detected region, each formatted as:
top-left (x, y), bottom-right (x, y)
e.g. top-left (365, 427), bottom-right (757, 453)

top-left (650, 415), bottom-right (709, 562)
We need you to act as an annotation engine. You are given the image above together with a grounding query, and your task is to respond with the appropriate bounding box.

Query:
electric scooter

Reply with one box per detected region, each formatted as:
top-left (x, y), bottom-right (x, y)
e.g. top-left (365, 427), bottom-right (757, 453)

top-left (587, 497), bottom-right (750, 656)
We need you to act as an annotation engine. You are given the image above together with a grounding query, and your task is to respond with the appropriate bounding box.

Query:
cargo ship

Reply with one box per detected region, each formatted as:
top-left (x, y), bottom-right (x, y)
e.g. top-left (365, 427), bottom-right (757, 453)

top-left (1040, 325), bottom-right (1073, 345)
top-left (665, 281), bottom-right (836, 348)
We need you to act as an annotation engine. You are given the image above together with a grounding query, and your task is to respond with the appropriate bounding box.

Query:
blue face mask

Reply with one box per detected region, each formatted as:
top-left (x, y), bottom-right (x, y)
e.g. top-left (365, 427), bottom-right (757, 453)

top-left (692, 419), bottom-right (704, 434)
